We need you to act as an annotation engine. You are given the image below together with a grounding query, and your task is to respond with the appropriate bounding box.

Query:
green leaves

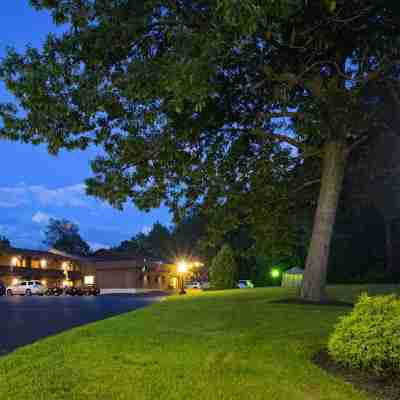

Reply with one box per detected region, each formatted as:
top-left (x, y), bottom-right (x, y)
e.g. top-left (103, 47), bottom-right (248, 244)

top-left (0, 0), bottom-right (398, 235)
top-left (323, 0), bottom-right (337, 13)
top-left (209, 244), bottom-right (238, 289)
top-left (329, 294), bottom-right (400, 373)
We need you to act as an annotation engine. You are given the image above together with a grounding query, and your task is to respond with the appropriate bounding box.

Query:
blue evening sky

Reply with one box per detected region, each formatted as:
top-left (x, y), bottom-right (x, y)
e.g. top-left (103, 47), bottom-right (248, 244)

top-left (0, 1), bottom-right (171, 250)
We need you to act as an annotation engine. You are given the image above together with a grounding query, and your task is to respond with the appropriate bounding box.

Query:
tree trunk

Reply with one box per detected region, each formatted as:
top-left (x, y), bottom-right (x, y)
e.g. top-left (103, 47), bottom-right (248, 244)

top-left (301, 139), bottom-right (348, 301)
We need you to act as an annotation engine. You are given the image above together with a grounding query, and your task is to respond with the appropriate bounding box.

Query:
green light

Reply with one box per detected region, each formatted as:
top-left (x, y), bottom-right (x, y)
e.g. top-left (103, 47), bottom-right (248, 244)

top-left (271, 269), bottom-right (280, 278)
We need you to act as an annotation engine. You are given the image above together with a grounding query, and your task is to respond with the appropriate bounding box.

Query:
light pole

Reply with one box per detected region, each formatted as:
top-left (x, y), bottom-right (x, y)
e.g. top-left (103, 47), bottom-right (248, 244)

top-left (177, 260), bottom-right (188, 295)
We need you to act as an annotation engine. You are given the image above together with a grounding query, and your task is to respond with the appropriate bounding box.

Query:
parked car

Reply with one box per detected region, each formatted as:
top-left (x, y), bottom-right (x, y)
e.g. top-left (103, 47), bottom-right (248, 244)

top-left (0, 281), bottom-right (5, 296)
top-left (65, 286), bottom-right (100, 296)
top-left (81, 286), bottom-right (100, 296)
top-left (64, 286), bottom-right (82, 296)
top-left (185, 281), bottom-right (202, 289)
top-left (237, 280), bottom-right (254, 289)
top-left (45, 286), bottom-right (64, 296)
top-left (6, 280), bottom-right (46, 296)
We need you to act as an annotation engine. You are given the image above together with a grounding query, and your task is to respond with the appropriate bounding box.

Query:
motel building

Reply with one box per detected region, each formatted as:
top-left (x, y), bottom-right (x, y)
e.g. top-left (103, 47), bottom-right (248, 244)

top-left (0, 247), bottom-right (81, 288)
top-left (0, 246), bottom-right (181, 293)
top-left (76, 251), bottom-right (180, 294)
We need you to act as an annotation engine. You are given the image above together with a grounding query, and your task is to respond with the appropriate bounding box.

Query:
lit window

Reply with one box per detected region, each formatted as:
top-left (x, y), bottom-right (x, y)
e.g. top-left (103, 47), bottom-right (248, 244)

top-left (62, 261), bottom-right (68, 270)
top-left (11, 257), bottom-right (19, 267)
top-left (40, 259), bottom-right (47, 268)
top-left (84, 275), bottom-right (95, 285)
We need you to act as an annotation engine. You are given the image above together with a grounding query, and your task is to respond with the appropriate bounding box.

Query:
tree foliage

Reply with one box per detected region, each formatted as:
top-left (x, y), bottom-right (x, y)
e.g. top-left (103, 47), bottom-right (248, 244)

top-left (115, 211), bottom-right (207, 261)
top-left (1, 1), bottom-right (399, 300)
top-left (209, 244), bottom-right (238, 289)
top-left (43, 218), bottom-right (91, 256)
top-left (0, 235), bottom-right (11, 248)
top-left (117, 222), bottom-right (172, 260)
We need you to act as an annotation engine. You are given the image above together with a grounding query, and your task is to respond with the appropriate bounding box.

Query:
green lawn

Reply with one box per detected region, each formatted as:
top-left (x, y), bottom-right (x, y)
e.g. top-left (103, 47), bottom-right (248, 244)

top-left (0, 286), bottom-right (398, 400)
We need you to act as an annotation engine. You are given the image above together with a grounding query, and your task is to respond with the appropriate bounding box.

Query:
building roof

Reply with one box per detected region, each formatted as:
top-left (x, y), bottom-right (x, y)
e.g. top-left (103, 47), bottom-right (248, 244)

top-left (284, 267), bottom-right (304, 275)
top-left (1, 247), bottom-right (74, 261)
top-left (89, 249), bottom-right (167, 264)
top-left (51, 248), bottom-right (169, 270)
top-left (49, 248), bottom-right (87, 261)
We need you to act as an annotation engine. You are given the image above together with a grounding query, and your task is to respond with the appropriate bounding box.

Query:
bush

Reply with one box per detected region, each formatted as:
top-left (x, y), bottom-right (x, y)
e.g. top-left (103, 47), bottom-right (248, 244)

top-left (209, 244), bottom-right (237, 289)
top-left (328, 294), bottom-right (400, 374)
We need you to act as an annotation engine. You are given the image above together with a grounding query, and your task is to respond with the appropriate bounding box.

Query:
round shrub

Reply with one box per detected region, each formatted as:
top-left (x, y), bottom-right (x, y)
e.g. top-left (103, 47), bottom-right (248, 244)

top-left (328, 294), bottom-right (400, 374)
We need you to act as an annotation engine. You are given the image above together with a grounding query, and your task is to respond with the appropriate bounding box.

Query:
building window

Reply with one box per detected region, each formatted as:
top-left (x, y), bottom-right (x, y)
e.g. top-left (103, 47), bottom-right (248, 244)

top-left (62, 261), bottom-right (73, 272)
top-left (170, 277), bottom-right (178, 289)
top-left (11, 257), bottom-right (19, 267)
top-left (40, 259), bottom-right (47, 269)
top-left (84, 275), bottom-right (95, 285)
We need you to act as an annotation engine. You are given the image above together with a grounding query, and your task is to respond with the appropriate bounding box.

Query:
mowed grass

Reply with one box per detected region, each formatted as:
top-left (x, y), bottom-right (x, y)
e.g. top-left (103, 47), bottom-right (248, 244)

top-left (0, 285), bottom-right (399, 400)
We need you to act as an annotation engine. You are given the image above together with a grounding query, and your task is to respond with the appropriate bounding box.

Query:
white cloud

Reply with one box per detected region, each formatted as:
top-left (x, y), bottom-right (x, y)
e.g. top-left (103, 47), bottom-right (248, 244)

top-left (89, 242), bottom-right (111, 252)
top-left (141, 225), bottom-right (152, 235)
top-left (32, 211), bottom-right (52, 225)
top-left (0, 183), bottom-right (90, 209)
top-left (29, 183), bottom-right (88, 207)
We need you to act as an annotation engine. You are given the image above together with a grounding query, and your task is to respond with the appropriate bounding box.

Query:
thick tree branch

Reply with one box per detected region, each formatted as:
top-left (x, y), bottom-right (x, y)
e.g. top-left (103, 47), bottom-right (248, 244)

top-left (296, 149), bottom-right (322, 159)
top-left (345, 134), bottom-right (371, 156)
top-left (293, 179), bottom-right (321, 193)
top-left (267, 132), bottom-right (304, 149)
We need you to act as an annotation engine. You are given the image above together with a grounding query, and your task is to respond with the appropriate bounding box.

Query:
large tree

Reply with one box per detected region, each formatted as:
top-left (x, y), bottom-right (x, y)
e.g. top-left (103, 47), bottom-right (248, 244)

top-left (116, 221), bottom-right (172, 260)
top-left (116, 212), bottom-right (207, 261)
top-left (0, 236), bottom-right (11, 248)
top-left (1, 1), bottom-right (399, 301)
top-left (43, 218), bottom-right (91, 256)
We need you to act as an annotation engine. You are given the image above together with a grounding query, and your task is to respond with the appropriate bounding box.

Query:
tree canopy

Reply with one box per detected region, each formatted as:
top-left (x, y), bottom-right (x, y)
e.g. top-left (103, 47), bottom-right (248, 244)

top-left (0, 235), bottom-right (11, 248)
top-left (115, 211), bottom-right (207, 261)
top-left (116, 222), bottom-right (172, 259)
top-left (43, 218), bottom-right (91, 256)
top-left (1, 0), bottom-right (400, 300)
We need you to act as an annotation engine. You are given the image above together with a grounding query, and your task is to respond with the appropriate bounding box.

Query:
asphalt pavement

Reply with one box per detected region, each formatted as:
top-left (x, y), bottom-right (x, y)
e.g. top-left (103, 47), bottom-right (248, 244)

top-left (0, 293), bottom-right (164, 356)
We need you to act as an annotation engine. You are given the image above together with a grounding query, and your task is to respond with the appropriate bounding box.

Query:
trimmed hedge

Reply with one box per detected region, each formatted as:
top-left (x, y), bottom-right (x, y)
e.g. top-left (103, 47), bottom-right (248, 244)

top-left (328, 294), bottom-right (400, 374)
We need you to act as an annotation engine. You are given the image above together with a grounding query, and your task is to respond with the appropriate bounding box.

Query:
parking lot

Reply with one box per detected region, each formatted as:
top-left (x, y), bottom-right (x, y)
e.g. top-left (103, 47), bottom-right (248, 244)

top-left (0, 293), bottom-right (165, 356)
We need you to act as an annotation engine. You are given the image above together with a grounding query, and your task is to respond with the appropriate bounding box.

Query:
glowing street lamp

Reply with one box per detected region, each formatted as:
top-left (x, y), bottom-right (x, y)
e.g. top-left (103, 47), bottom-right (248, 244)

top-left (177, 261), bottom-right (188, 274)
top-left (271, 269), bottom-right (280, 279)
top-left (177, 260), bottom-right (188, 295)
